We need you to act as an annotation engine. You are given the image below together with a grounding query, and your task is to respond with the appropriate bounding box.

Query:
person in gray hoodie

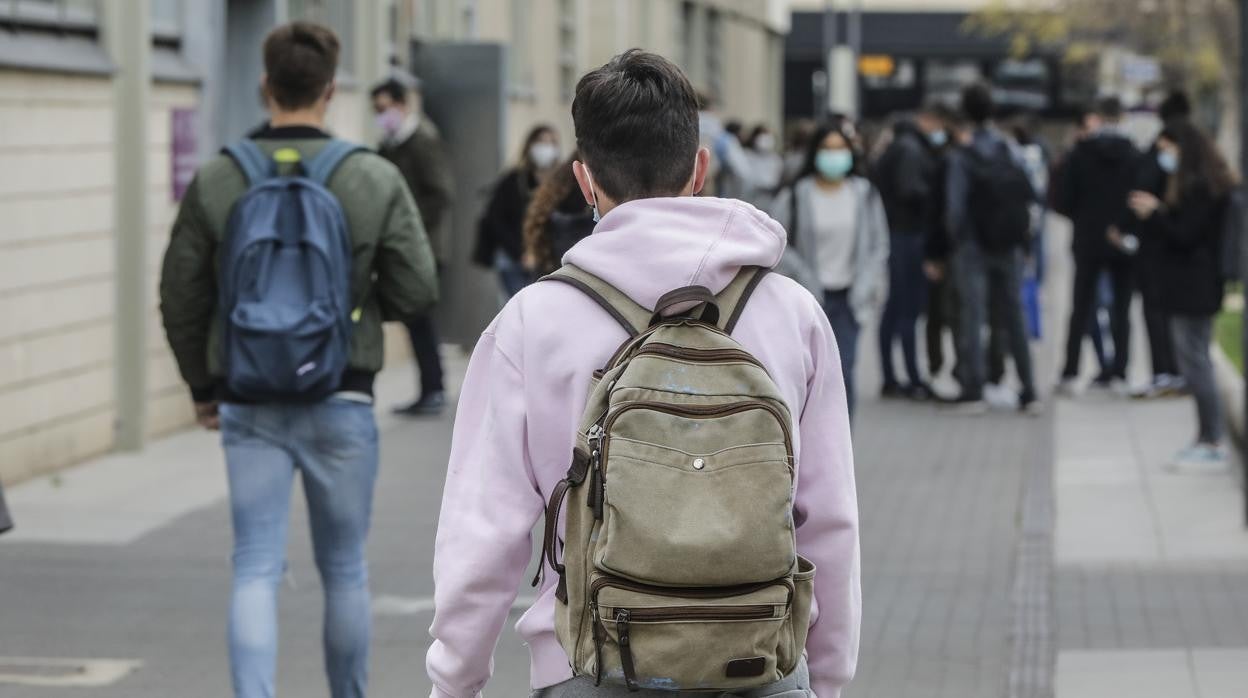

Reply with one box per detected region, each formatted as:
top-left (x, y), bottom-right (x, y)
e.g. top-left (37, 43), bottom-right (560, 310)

top-left (771, 120), bottom-right (890, 415)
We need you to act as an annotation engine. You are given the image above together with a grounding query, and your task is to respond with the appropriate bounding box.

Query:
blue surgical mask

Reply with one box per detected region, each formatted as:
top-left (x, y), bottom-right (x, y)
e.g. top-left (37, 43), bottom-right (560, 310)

top-left (815, 148), bottom-right (854, 180)
top-left (1158, 150), bottom-right (1179, 174)
top-left (929, 130), bottom-right (948, 148)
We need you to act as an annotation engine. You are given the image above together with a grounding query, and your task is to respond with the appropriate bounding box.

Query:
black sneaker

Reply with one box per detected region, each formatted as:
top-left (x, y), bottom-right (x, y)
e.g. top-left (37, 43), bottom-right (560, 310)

top-left (881, 382), bottom-right (907, 399)
top-left (906, 383), bottom-right (935, 401)
top-left (392, 391), bottom-right (447, 416)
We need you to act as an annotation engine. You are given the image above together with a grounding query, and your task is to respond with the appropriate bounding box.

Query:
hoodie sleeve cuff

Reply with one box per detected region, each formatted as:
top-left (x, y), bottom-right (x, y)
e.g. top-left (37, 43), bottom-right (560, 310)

top-left (189, 384), bottom-right (215, 403)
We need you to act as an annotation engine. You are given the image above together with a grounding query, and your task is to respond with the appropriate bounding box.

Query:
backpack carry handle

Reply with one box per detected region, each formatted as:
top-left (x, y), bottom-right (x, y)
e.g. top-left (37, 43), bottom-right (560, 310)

top-left (651, 286), bottom-right (720, 326)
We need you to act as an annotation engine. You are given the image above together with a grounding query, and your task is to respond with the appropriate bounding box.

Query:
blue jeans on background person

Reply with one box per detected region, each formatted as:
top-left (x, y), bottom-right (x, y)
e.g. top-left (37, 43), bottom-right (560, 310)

top-left (823, 289), bottom-right (860, 416)
top-left (495, 249), bottom-right (533, 299)
top-left (878, 231), bottom-right (927, 390)
top-left (220, 398), bottom-right (380, 698)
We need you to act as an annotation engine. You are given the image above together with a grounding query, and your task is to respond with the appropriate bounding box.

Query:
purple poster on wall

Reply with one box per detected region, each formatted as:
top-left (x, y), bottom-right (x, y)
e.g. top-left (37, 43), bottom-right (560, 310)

top-left (171, 108), bottom-right (199, 202)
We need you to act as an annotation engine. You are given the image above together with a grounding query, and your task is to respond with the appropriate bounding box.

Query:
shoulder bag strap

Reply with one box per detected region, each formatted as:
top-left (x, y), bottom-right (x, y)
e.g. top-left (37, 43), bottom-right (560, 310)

top-left (717, 266), bottom-right (771, 335)
top-left (539, 264), bottom-right (651, 337)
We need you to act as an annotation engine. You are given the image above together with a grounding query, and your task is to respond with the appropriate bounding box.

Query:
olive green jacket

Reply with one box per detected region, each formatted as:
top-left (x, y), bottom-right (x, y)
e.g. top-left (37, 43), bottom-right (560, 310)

top-left (159, 131), bottom-right (438, 400)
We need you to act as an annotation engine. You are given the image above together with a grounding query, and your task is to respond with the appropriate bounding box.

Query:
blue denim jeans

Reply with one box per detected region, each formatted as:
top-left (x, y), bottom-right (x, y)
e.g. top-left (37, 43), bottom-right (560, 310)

top-left (823, 289), bottom-right (860, 417)
top-left (878, 231), bottom-right (927, 388)
top-left (220, 398), bottom-right (380, 698)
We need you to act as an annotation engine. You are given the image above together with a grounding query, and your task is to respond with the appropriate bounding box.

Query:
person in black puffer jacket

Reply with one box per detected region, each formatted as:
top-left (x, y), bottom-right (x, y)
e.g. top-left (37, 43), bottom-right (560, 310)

top-left (1127, 120), bottom-right (1234, 471)
top-left (1055, 96), bottom-right (1142, 392)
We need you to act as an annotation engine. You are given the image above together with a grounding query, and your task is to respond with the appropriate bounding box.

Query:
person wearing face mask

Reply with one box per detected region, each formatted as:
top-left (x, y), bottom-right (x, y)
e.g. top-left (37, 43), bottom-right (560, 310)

top-left (1126, 121), bottom-right (1236, 472)
top-left (474, 124), bottom-right (562, 298)
top-left (371, 77), bottom-right (456, 416)
top-left (872, 103), bottom-right (950, 401)
top-left (742, 124), bottom-right (784, 209)
top-left (772, 120), bottom-right (890, 415)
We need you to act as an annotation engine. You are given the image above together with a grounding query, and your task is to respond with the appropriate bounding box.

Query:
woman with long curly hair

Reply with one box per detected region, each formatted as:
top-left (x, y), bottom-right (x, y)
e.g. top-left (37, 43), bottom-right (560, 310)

top-left (521, 151), bottom-right (595, 277)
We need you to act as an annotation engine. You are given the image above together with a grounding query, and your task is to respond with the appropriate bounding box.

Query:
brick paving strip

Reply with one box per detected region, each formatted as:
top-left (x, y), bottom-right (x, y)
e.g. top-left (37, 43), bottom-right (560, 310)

top-left (1007, 408), bottom-right (1056, 698)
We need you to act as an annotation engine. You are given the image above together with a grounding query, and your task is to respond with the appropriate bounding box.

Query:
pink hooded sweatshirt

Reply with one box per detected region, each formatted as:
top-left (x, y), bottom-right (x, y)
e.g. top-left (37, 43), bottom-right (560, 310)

top-left (427, 196), bottom-right (861, 697)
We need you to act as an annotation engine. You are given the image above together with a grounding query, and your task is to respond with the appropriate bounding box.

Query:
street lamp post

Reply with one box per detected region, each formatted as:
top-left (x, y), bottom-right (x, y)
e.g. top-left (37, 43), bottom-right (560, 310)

top-left (1240, 0), bottom-right (1248, 528)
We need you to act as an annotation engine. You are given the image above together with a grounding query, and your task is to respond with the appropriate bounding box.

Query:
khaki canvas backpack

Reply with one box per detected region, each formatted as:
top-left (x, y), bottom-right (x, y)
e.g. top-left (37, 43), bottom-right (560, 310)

top-left (535, 264), bottom-right (816, 692)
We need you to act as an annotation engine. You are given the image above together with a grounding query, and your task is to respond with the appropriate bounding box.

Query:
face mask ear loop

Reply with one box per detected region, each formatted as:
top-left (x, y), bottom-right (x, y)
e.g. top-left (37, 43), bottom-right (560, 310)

top-left (585, 166), bottom-right (602, 223)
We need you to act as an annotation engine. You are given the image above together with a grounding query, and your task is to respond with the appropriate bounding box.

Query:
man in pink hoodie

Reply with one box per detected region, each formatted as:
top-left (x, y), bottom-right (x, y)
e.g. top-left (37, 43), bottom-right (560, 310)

top-left (427, 50), bottom-right (860, 697)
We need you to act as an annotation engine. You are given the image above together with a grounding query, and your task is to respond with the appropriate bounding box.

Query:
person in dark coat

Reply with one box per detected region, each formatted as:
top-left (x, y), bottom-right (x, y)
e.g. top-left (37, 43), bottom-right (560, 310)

top-left (1055, 96), bottom-right (1142, 394)
top-left (372, 78), bottom-right (455, 416)
top-left (1127, 120), bottom-right (1234, 470)
top-left (474, 124), bottom-right (562, 298)
top-left (873, 104), bottom-right (948, 399)
top-left (1124, 90), bottom-right (1193, 398)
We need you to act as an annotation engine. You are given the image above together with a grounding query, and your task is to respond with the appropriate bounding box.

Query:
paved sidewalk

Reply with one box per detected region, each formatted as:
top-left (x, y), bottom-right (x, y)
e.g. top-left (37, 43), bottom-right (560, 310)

top-left (1044, 217), bottom-right (1248, 698)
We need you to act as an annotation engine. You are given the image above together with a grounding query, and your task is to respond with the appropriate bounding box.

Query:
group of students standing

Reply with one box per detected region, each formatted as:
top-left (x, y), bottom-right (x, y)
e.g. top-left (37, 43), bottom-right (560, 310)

top-left (1054, 92), bottom-right (1239, 470)
top-left (734, 84), bottom-right (1044, 418)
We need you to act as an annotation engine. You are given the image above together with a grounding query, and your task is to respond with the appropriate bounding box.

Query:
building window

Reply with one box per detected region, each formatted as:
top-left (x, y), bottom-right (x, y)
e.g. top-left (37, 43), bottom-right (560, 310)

top-left (149, 0), bottom-right (182, 40)
top-left (558, 0), bottom-right (577, 102)
top-left (678, 1), bottom-right (695, 73)
top-left (288, 0), bottom-right (355, 73)
top-left (509, 0), bottom-right (534, 96)
top-left (1, 0), bottom-right (98, 32)
top-left (705, 7), bottom-right (721, 100)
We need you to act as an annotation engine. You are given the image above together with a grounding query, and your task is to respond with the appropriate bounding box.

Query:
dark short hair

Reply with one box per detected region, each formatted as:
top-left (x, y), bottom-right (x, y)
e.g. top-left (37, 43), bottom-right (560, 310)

top-left (263, 22), bottom-right (340, 110)
top-left (1159, 90), bottom-right (1192, 124)
top-left (571, 49), bottom-right (700, 202)
top-left (1096, 95), bottom-right (1124, 120)
top-left (370, 78), bottom-right (408, 104)
top-left (961, 83), bottom-right (994, 124)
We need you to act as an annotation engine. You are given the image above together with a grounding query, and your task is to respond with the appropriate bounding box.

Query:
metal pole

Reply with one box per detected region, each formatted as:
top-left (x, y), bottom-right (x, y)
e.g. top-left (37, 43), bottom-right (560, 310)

top-left (821, 0), bottom-right (836, 121)
top-left (103, 0), bottom-right (150, 451)
top-left (1239, 0), bottom-right (1248, 528)
top-left (849, 0), bottom-right (862, 120)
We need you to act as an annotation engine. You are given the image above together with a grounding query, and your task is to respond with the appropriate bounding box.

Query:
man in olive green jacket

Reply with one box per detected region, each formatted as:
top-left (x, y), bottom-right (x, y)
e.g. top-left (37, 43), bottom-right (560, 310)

top-left (158, 22), bottom-right (435, 698)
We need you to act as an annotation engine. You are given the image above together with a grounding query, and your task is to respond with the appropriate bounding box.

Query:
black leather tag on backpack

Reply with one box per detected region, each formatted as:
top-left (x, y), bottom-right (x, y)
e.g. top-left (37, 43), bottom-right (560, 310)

top-left (725, 657), bottom-right (767, 678)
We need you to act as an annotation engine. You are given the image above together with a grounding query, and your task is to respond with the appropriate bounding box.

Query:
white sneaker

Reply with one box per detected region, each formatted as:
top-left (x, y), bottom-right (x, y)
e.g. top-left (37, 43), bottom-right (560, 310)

top-left (1110, 378), bottom-right (1132, 398)
top-left (984, 383), bottom-right (1019, 410)
top-left (1165, 444), bottom-right (1231, 475)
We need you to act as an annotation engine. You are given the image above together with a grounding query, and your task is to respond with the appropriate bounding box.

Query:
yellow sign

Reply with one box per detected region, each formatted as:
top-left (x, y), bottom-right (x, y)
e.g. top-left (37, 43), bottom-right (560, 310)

top-left (858, 55), bottom-right (895, 78)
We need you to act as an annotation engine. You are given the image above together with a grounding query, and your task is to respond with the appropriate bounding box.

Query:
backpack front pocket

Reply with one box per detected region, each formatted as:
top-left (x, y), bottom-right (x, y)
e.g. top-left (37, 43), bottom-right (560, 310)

top-left (596, 402), bottom-right (795, 587)
top-left (590, 576), bottom-right (793, 691)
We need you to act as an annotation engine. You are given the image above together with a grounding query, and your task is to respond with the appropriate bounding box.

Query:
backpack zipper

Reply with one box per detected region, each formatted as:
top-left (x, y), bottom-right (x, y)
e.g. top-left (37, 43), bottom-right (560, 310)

top-left (616, 609), bottom-right (639, 691)
top-left (590, 575), bottom-right (794, 606)
top-left (630, 343), bottom-right (769, 372)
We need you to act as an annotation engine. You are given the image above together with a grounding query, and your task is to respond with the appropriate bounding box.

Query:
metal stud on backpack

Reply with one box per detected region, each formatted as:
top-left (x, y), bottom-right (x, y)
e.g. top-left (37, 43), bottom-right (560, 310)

top-left (536, 265), bottom-right (817, 692)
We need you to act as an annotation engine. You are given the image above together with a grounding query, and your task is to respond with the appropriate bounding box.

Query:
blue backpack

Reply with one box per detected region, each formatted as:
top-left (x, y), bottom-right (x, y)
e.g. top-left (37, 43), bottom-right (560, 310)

top-left (219, 138), bottom-right (364, 401)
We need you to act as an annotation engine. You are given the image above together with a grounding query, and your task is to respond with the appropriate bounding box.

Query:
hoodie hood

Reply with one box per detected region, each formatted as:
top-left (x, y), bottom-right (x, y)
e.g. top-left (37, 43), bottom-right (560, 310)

top-left (561, 196), bottom-right (787, 311)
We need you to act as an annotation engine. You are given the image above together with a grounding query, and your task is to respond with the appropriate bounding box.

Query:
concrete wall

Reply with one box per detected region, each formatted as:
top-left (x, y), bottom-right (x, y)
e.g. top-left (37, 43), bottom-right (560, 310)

top-left (0, 72), bottom-right (203, 483)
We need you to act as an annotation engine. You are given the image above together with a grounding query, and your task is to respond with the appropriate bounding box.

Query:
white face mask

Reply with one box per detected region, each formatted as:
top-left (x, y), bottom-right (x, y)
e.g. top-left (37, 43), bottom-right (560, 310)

top-left (755, 134), bottom-right (776, 152)
top-left (529, 142), bottom-right (561, 169)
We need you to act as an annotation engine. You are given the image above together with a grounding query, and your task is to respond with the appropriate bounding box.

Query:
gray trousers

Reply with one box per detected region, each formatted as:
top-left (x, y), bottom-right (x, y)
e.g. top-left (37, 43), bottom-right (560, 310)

top-left (531, 658), bottom-right (811, 697)
top-left (1170, 314), bottom-right (1224, 444)
top-left (954, 242), bottom-right (1036, 399)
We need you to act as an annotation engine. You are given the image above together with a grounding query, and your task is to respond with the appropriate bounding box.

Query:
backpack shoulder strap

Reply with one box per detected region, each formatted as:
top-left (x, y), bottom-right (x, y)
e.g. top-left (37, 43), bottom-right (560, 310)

top-left (716, 266), bottom-right (771, 335)
top-left (222, 139), bottom-right (273, 186)
top-left (540, 264), bottom-right (651, 337)
top-left (305, 139), bottom-right (367, 186)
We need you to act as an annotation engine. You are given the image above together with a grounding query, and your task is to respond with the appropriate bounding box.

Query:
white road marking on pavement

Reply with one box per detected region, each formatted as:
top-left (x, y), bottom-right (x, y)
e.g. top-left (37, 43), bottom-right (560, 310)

top-left (0, 657), bottom-right (142, 687)
top-left (372, 595), bottom-right (537, 617)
